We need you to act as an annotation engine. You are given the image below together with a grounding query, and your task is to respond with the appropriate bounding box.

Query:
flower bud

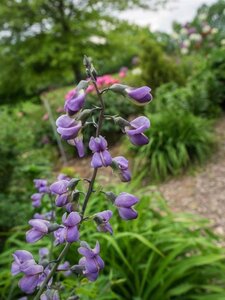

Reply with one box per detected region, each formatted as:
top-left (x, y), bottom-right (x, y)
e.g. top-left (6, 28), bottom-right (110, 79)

top-left (113, 117), bottom-right (130, 132)
top-left (72, 190), bottom-right (80, 202)
top-left (71, 264), bottom-right (85, 275)
top-left (109, 83), bottom-right (128, 95)
top-left (76, 108), bottom-right (98, 124)
top-left (104, 191), bottom-right (117, 203)
top-left (68, 178), bottom-right (80, 190)
top-left (48, 223), bottom-right (62, 233)
top-left (76, 80), bottom-right (89, 92)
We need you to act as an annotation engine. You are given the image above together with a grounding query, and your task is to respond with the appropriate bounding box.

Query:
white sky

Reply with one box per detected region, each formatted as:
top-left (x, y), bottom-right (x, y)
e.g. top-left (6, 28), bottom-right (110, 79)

top-left (119, 0), bottom-right (218, 32)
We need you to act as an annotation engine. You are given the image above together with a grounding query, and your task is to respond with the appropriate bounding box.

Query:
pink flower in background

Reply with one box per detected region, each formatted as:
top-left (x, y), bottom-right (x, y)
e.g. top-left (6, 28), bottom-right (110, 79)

top-left (42, 113), bottom-right (49, 121)
top-left (119, 67), bottom-right (128, 78)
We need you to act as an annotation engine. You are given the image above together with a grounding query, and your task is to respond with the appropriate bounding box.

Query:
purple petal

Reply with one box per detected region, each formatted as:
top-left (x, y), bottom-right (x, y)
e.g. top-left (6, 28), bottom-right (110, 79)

top-left (65, 92), bottom-right (85, 114)
top-left (89, 136), bottom-right (107, 152)
top-left (66, 226), bottom-right (80, 243)
top-left (78, 246), bottom-right (94, 258)
top-left (115, 192), bottom-right (139, 208)
top-left (126, 86), bottom-right (152, 104)
top-left (93, 241), bottom-right (100, 255)
top-left (127, 116), bottom-right (150, 135)
top-left (28, 219), bottom-right (49, 233)
top-left (55, 194), bottom-right (69, 207)
top-left (57, 123), bottom-right (81, 140)
top-left (96, 255), bottom-right (105, 269)
top-left (113, 156), bottom-right (129, 170)
top-left (63, 212), bottom-right (81, 227)
top-left (50, 180), bottom-right (69, 195)
top-left (13, 250), bottom-right (33, 263)
top-left (96, 210), bottom-right (113, 222)
top-left (120, 169), bottom-right (131, 182)
top-left (11, 262), bottom-right (21, 275)
top-left (84, 257), bottom-right (99, 273)
top-left (19, 274), bottom-right (39, 294)
top-left (118, 207), bottom-right (138, 220)
top-left (26, 229), bottom-right (45, 243)
top-left (56, 114), bottom-right (75, 128)
top-left (128, 133), bottom-right (149, 146)
top-left (85, 271), bottom-right (99, 281)
top-left (20, 261), bottom-right (43, 276)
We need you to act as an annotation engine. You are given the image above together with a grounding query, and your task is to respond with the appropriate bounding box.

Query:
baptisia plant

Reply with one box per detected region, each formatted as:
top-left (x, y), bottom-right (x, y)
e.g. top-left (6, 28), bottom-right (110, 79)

top-left (11, 56), bottom-right (152, 299)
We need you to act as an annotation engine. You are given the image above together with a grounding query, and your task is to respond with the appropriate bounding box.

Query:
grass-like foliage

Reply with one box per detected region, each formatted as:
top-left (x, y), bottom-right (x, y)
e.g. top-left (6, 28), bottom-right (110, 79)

top-left (94, 190), bottom-right (225, 300)
top-left (134, 112), bottom-right (215, 181)
top-left (1, 187), bottom-right (225, 300)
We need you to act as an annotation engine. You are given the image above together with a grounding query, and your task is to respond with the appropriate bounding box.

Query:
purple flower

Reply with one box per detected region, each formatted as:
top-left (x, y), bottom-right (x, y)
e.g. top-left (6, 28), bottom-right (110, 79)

top-left (34, 179), bottom-right (49, 193)
top-left (11, 250), bottom-right (43, 294)
top-left (33, 211), bottom-right (55, 221)
top-left (54, 227), bottom-right (66, 245)
top-left (50, 180), bottom-right (70, 207)
top-left (58, 261), bottom-right (72, 276)
top-left (125, 116), bottom-right (150, 146)
top-left (56, 114), bottom-right (82, 140)
top-left (112, 156), bottom-right (131, 182)
top-left (26, 219), bottom-right (50, 243)
top-left (78, 241), bottom-right (104, 281)
top-left (125, 86), bottom-right (152, 105)
top-left (31, 193), bottom-right (43, 208)
top-left (57, 173), bottom-right (71, 181)
top-left (114, 192), bottom-right (139, 220)
top-left (89, 136), bottom-right (112, 168)
top-left (62, 212), bottom-right (81, 243)
top-left (68, 136), bottom-right (85, 157)
top-left (64, 89), bottom-right (86, 115)
top-left (94, 210), bottom-right (113, 234)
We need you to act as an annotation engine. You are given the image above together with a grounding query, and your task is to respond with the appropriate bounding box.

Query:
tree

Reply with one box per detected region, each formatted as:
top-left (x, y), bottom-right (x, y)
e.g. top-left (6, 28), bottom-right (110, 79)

top-left (0, 0), bottom-right (169, 102)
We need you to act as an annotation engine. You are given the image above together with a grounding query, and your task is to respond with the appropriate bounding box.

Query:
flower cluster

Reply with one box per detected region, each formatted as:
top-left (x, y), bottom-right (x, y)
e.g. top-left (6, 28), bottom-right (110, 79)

top-left (12, 56), bottom-right (152, 298)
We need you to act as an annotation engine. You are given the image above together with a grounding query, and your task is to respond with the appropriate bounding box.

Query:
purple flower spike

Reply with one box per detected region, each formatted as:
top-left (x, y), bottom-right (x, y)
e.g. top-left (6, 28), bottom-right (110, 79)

top-left (50, 180), bottom-right (70, 207)
top-left (125, 116), bottom-right (150, 146)
top-left (112, 156), bottom-right (131, 182)
top-left (26, 219), bottom-right (50, 243)
top-left (89, 136), bottom-right (112, 168)
top-left (78, 241), bottom-right (104, 281)
top-left (62, 212), bottom-right (81, 243)
top-left (125, 86), bottom-right (152, 105)
top-left (31, 193), bottom-right (43, 208)
top-left (64, 89), bottom-right (86, 115)
top-left (94, 210), bottom-right (113, 234)
top-left (56, 114), bottom-right (82, 140)
top-left (114, 192), bottom-right (139, 220)
top-left (11, 250), bottom-right (43, 294)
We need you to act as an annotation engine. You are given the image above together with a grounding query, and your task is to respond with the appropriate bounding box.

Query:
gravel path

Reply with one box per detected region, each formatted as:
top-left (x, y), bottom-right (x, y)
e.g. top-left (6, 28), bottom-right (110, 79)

top-left (158, 116), bottom-right (225, 234)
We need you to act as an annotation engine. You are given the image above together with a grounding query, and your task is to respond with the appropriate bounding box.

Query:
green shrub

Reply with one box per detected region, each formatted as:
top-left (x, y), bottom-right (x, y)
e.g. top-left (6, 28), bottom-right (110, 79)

top-left (134, 112), bottom-right (215, 181)
top-left (140, 38), bottom-right (185, 91)
top-left (208, 48), bottom-right (225, 108)
top-left (0, 103), bottom-right (57, 230)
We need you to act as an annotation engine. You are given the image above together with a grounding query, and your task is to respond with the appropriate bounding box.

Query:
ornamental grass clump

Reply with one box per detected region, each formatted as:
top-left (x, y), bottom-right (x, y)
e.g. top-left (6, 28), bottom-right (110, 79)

top-left (11, 56), bottom-right (152, 299)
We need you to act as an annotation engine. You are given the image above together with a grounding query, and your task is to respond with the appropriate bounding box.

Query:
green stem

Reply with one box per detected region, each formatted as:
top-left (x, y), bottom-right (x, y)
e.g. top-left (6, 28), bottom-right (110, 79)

top-left (34, 243), bottom-right (70, 300)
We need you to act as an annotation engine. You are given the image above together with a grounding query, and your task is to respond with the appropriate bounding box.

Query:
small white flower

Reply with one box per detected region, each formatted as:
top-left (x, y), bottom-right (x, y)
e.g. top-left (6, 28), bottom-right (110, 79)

top-left (189, 33), bottom-right (202, 42)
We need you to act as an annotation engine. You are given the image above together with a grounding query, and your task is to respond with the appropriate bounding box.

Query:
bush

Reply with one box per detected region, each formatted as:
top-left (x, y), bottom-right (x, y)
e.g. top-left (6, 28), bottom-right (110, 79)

top-left (133, 112), bottom-right (215, 181)
top-left (0, 103), bottom-right (57, 230)
top-left (140, 37), bottom-right (185, 91)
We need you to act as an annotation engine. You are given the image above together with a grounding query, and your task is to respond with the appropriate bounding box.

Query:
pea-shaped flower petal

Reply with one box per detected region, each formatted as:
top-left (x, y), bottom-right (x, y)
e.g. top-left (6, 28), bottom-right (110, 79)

top-left (125, 116), bottom-right (150, 146)
top-left (56, 115), bottom-right (82, 140)
top-left (26, 219), bottom-right (50, 243)
top-left (64, 90), bottom-right (86, 115)
top-left (125, 86), bottom-right (152, 105)
top-left (114, 192), bottom-right (139, 220)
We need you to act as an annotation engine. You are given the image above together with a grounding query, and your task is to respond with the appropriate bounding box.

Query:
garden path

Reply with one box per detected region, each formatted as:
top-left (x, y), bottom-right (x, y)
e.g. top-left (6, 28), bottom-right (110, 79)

top-left (158, 116), bottom-right (225, 234)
